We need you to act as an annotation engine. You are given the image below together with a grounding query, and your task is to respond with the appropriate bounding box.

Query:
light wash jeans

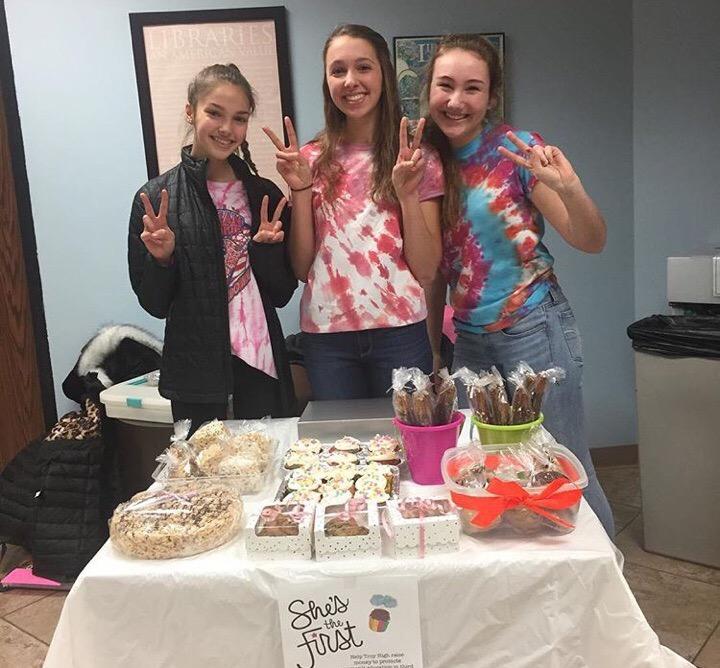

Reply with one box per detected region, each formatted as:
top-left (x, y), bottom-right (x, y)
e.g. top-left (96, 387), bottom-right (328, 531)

top-left (452, 284), bottom-right (615, 537)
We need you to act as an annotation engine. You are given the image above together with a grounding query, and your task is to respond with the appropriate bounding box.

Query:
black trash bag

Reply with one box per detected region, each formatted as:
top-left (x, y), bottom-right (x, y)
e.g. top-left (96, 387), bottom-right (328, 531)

top-left (627, 315), bottom-right (720, 359)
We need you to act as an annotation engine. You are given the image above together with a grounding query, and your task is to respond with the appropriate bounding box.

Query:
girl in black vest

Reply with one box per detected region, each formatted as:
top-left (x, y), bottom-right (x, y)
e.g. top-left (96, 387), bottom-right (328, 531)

top-left (128, 64), bottom-right (297, 433)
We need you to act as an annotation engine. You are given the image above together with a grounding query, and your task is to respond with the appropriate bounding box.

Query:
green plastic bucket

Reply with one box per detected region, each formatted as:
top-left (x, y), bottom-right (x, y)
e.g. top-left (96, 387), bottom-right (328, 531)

top-left (470, 413), bottom-right (544, 448)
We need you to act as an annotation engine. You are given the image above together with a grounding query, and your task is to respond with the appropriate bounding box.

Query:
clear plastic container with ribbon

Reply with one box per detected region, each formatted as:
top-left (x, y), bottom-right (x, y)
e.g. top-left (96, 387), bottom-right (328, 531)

top-left (440, 436), bottom-right (587, 535)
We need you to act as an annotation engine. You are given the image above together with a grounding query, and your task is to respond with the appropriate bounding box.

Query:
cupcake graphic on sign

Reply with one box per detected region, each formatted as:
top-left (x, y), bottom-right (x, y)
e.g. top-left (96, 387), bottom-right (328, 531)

top-left (369, 594), bottom-right (397, 632)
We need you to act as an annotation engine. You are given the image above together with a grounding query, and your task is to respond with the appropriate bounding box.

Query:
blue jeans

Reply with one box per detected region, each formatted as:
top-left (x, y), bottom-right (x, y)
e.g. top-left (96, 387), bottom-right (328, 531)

top-left (452, 285), bottom-right (615, 537)
top-left (302, 321), bottom-right (433, 400)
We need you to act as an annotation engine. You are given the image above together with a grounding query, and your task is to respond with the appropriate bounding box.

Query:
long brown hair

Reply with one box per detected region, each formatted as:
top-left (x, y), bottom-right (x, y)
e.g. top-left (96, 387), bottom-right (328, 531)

top-left (185, 63), bottom-right (259, 174)
top-left (423, 34), bottom-right (504, 228)
top-left (313, 24), bottom-right (401, 203)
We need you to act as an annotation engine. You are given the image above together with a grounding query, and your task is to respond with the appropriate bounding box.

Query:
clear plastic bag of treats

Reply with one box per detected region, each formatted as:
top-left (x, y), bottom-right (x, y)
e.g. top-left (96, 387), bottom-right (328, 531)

top-left (391, 366), bottom-right (458, 426)
top-left (153, 420), bottom-right (201, 479)
top-left (391, 367), bottom-right (435, 426)
top-left (454, 367), bottom-right (510, 425)
top-left (441, 432), bottom-right (587, 536)
top-left (432, 367), bottom-right (458, 425)
top-left (110, 480), bottom-right (244, 559)
top-left (153, 419), bottom-right (275, 494)
top-left (224, 420), bottom-right (277, 473)
top-left (507, 362), bottom-right (566, 424)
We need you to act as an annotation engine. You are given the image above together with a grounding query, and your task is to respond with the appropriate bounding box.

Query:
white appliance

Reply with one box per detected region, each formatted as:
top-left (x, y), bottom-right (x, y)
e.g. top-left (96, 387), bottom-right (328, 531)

top-left (667, 254), bottom-right (720, 308)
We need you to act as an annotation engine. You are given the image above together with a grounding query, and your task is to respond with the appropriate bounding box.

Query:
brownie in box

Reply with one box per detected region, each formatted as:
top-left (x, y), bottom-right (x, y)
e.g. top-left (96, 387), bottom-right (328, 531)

top-left (245, 503), bottom-right (315, 561)
top-left (313, 499), bottom-right (381, 561)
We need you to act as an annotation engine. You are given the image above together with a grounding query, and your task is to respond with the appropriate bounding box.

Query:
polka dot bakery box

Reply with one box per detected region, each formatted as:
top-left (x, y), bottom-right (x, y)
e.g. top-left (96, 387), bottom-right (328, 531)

top-left (383, 497), bottom-right (461, 558)
top-left (313, 499), bottom-right (381, 561)
top-left (245, 502), bottom-right (316, 561)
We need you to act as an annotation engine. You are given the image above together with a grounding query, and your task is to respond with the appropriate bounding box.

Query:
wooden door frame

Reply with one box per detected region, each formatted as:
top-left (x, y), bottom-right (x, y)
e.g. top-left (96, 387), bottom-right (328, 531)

top-left (1, 0), bottom-right (57, 427)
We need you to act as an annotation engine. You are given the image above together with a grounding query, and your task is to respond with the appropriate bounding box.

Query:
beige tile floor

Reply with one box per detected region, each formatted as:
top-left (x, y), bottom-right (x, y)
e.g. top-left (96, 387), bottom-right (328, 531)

top-left (0, 465), bottom-right (718, 667)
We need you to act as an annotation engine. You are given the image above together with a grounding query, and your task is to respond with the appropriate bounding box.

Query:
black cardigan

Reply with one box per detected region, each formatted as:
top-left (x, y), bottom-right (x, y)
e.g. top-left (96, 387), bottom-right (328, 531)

top-left (128, 148), bottom-right (297, 414)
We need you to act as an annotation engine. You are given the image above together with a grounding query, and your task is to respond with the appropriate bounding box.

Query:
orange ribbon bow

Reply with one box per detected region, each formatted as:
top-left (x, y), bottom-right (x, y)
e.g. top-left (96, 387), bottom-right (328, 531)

top-left (450, 477), bottom-right (582, 529)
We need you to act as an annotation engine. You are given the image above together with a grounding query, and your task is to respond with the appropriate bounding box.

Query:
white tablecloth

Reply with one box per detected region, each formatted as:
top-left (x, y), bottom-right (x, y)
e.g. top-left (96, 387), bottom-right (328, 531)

top-left (45, 416), bottom-right (691, 668)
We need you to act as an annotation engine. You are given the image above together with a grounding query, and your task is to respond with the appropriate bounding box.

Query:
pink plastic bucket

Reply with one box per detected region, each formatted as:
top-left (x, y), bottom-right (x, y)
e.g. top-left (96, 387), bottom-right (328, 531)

top-left (393, 412), bottom-right (465, 485)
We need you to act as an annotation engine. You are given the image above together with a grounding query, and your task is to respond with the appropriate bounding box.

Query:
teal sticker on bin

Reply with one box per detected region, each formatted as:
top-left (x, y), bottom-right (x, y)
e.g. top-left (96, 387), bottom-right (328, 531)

top-left (128, 378), bottom-right (147, 386)
top-left (126, 398), bottom-right (143, 409)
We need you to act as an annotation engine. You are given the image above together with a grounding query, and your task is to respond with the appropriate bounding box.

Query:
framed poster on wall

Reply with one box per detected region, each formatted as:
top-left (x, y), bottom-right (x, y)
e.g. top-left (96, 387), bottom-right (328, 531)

top-left (129, 7), bottom-right (294, 188)
top-left (393, 33), bottom-right (505, 120)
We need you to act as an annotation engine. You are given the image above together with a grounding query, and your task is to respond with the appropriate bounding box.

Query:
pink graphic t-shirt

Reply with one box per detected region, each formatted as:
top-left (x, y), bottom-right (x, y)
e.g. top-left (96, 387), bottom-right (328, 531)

top-left (207, 180), bottom-right (277, 379)
top-left (299, 142), bottom-right (444, 333)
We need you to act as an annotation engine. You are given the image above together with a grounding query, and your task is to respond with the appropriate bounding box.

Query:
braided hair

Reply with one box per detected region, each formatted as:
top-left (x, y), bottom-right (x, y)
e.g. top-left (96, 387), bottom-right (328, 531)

top-left (186, 63), bottom-right (259, 175)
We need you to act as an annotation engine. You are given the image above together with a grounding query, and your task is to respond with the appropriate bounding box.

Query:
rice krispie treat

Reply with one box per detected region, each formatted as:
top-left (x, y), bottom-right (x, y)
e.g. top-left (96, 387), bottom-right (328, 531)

top-left (216, 454), bottom-right (263, 477)
top-left (189, 420), bottom-right (230, 449)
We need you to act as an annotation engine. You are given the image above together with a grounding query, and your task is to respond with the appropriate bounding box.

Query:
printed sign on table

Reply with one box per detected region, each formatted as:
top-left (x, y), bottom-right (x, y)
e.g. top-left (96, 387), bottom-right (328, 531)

top-left (277, 576), bottom-right (423, 668)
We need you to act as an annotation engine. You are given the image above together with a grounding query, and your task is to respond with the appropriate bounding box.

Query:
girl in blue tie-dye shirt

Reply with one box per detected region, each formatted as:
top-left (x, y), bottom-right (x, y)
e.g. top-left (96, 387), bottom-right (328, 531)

top-left (424, 34), bottom-right (614, 536)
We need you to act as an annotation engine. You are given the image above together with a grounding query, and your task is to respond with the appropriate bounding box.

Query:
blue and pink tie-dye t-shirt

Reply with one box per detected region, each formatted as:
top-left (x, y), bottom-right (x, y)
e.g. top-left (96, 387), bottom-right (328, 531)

top-left (441, 123), bottom-right (556, 333)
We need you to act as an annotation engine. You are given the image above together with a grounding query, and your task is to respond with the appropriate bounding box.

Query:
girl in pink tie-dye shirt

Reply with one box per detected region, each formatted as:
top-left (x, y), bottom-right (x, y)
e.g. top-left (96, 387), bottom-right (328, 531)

top-left (264, 24), bottom-right (444, 400)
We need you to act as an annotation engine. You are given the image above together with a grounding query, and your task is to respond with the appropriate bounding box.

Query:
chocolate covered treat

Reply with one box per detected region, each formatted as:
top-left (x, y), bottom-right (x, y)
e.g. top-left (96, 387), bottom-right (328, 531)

top-left (530, 469), bottom-right (566, 487)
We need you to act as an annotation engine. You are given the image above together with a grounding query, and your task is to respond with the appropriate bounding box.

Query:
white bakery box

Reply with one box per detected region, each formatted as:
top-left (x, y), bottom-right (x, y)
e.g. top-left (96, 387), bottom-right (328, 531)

top-left (383, 497), bottom-right (461, 559)
top-left (314, 499), bottom-right (382, 561)
top-left (99, 372), bottom-right (172, 424)
top-left (245, 502), bottom-right (316, 561)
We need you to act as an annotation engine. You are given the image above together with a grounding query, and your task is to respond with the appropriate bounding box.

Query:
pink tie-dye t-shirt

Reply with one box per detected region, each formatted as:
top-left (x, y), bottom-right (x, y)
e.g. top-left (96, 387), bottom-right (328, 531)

top-left (207, 180), bottom-right (277, 379)
top-left (299, 142), bottom-right (444, 333)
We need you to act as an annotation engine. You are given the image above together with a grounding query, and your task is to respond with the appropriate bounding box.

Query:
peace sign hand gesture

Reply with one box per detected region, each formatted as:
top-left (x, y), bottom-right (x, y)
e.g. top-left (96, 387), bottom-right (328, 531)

top-left (498, 131), bottom-right (580, 193)
top-left (263, 117), bottom-right (313, 192)
top-left (392, 117), bottom-right (426, 200)
top-left (139, 189), bottom-right (175, 265)
top-left (253, 195), bottom-right (287, 244)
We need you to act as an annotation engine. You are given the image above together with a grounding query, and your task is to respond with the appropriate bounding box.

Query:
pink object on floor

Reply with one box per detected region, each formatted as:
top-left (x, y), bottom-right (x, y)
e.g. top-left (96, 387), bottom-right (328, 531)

top-left (1, 567), bottom-right (68, 590)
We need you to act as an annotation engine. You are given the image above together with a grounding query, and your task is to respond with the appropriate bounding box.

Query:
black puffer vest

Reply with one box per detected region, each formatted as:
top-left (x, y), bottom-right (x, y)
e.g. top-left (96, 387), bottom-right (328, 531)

top-left (128, 149), bottom-right (297, 414)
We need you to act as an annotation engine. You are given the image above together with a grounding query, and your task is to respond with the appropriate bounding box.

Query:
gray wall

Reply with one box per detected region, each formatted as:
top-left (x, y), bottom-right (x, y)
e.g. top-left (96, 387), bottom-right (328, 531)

top-left (633, 0), bottom-right (720, 318)
top-left (6, 0), bottom-right (637, 446)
